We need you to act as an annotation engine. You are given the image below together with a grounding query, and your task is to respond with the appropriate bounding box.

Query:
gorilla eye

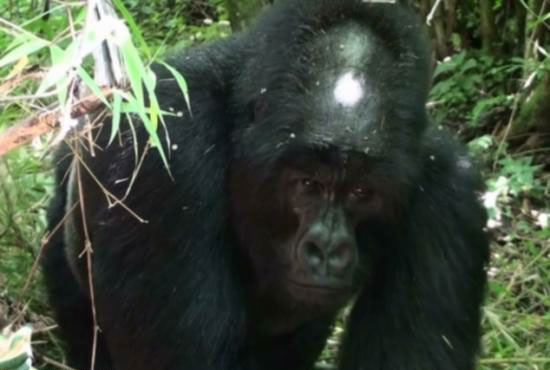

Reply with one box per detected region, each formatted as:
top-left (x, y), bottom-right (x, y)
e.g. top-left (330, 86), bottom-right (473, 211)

top-left (302, 178), bottom-right (315, 187)
top-left (299, 178), bottom-right (322, 193)
top-left (350, 187), bottom-right (373, 200)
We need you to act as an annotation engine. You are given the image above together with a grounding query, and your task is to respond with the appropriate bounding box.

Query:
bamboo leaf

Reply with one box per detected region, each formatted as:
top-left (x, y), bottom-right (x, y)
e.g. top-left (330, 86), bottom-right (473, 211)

top-left (0, 38), bottom-right (49, 68)
top-left (109, 91), bottom-right (123, 146)
top-left (159, 61), bottom-right (191, 115)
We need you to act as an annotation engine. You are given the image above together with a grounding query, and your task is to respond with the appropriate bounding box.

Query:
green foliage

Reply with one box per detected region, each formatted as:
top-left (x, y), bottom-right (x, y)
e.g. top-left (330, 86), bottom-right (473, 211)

top-left (121, 0), bottom-right (231, 45)
top-left (479, 149), bottom-right (549, 369)
top-left (0, 0), bottom-right (199, 170)
top-left (468, 134), bottom-right (494, 156)
top-left (496, 157), bottom-right (543, 196)
top-left (483, 156), bottom-right (544, 226)
top-left (430, 51), bottom-right (522, 126)
top-left (0, 145), bottom-right (51, 300)
top-left (0, 326), bottom-right (36, 370)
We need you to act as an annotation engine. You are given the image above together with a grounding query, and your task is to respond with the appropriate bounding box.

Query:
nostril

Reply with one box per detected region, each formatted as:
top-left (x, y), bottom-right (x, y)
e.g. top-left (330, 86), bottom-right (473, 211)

top-left (302, 241), bottom-right (324, 267)
top-left (328, 245), bottom-right (353, 271)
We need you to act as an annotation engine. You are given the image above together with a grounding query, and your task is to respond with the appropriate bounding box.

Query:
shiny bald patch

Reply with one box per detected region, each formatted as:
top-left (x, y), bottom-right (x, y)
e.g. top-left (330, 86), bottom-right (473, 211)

top-left (333, 72), bottom-right (364, 107)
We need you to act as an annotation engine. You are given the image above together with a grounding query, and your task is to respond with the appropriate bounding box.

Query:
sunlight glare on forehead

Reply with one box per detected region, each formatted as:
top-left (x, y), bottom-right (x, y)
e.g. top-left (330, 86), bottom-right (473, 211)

top-left (333, 72), bottom-right (364, 107)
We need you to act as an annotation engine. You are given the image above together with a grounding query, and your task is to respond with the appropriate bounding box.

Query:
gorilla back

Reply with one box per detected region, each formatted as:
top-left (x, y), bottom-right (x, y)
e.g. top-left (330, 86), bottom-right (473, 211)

top-left (42, 1), bottom-right (489, 370)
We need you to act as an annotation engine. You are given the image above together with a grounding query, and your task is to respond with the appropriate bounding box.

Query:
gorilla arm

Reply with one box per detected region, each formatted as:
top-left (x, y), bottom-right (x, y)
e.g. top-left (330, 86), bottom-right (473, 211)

top-left (339, 131), bottom-right (489, 370)
top-left (64, 40), bottom-right (249, 370)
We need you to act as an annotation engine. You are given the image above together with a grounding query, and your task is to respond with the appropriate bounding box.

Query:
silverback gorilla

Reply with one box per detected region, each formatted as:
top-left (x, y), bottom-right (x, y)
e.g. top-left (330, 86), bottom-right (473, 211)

top-left (42, 1), bottom-right (489, 369)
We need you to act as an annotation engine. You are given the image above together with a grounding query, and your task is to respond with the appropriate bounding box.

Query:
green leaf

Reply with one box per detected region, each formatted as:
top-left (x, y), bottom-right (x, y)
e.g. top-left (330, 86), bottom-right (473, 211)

top-left (433, 61), bottom-right (457, 77)
top-left (159, 61), bottom-right (191, 114)
top-left (468, 135), bottom-right (494, 154)
top-left (470, 96), bottom-right (505, 125)
top-left (459, 59), bottom-right (478, 74)
top-left (142, 67), bottom-right (159, 130)
top-left (49, 45), bottom-right (68, 105)
top-left (5, 34), bottom-right (31, 53)
top-left (126, 95), bottom-right (170, 173)
top-left (0, 38), bottom-right (49, 68)
top-left (37, 43), bottom-right (77, 95)
top-left (111, 0), bottom-right (151, 59)
top-left (0, 327), bottom-right (33, 370)
top-left (124, 112), bottom-right (140, 164)
top-left (120, 38), bottom-right (145, 106)
top-left (109, 90), bottom-right (123, 146)
top-left (77, 67), bottom-right (111, 108)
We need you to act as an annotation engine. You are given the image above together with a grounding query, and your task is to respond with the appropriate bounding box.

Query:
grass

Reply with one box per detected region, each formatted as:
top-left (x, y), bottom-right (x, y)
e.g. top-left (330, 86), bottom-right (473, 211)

top-left (479, 217), bottom-right (550, 370)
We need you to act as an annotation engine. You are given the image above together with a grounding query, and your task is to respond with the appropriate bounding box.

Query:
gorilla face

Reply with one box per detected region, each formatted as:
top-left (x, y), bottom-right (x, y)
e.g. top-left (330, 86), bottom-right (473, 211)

top-left (229, 22), bottom-right (421, 318)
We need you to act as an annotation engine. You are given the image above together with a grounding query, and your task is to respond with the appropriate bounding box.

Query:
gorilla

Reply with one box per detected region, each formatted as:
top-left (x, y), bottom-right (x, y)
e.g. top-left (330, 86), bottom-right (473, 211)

top-left (41, 1), bottom-right (489, 370)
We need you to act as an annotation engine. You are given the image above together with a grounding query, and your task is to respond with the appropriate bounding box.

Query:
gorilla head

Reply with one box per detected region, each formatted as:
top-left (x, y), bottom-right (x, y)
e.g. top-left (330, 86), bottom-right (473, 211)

top-left (229, 2), bottom-right (436, 331)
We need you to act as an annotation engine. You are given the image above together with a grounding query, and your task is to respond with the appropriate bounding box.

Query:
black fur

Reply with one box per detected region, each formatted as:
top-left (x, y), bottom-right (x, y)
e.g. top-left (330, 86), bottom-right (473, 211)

top-left (42, 1), bottom-right (489, 370)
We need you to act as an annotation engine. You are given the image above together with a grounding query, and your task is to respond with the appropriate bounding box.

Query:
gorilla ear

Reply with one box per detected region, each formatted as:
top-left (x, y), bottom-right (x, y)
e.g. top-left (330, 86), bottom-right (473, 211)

top-left (249, 98), bottom-right (268, 125)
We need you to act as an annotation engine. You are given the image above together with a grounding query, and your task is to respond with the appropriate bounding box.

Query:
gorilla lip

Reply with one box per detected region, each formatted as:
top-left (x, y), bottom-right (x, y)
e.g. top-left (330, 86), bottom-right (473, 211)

top-left (287, 278), bottom-right (351, 294)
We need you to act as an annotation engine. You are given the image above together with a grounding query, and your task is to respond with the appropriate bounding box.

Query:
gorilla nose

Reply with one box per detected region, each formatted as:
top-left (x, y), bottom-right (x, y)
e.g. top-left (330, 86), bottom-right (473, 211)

top-left (299, 239), bottom-right (355, 277)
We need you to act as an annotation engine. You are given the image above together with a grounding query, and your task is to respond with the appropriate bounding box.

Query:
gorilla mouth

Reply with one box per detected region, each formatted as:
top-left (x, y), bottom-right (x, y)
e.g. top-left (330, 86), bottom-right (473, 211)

top-left (287, 278), bottom-right (351, 294)
top-left (285, 278), bottom-right (353, 308)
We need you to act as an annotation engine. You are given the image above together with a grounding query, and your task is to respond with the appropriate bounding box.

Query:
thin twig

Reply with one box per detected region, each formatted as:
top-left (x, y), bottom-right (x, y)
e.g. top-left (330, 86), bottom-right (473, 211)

top-left (74, 146), bottom-right (98, 370)
top-left (0, 71), bottom-right (44, 96)
top-left (40, 355), bottom-right (77, 370)
top-left (426, 0), bottom-right (444, 25)
top-left (22, 201), bottom-right (80, 292)
top-left (480, 357), bottom-right (550, 364)
top-left (0, 87), bottom-right (114, 156)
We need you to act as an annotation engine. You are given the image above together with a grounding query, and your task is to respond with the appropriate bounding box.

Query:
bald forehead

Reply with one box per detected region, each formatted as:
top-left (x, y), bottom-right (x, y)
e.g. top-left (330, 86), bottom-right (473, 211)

top-left (300, 22), bottom-right (389, 151)
top-left (309, 22), bottom-right (381, 70)
top-left (306, 21), bottom-right (388, 110)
